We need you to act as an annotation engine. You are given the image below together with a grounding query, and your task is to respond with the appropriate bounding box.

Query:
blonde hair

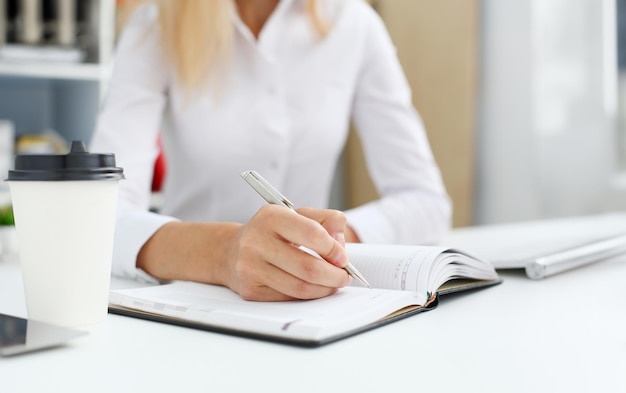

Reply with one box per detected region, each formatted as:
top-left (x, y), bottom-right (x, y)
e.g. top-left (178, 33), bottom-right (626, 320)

top-left (122, 0), bottom-right (328, 95)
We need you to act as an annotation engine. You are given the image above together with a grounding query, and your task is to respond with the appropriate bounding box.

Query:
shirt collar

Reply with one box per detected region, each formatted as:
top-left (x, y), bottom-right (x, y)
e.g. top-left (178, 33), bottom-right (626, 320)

top-left (231, 0), bottom-right (298, 46)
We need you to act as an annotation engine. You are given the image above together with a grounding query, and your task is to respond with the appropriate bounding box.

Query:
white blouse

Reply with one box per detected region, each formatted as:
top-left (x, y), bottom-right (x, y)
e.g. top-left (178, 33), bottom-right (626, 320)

top-left (91, 0), bottom-right (452, 281)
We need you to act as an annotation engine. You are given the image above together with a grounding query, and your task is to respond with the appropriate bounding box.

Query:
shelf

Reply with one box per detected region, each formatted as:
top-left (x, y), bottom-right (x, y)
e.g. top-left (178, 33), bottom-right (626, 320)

top-left (0, 62), bottom-right (111, 81)
top-left (0, 0), bottom-right (116, 148)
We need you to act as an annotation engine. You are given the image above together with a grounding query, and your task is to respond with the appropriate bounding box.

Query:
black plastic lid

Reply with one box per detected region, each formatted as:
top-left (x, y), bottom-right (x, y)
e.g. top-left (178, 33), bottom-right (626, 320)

top-left (7, 141), bottom-right (125, 181)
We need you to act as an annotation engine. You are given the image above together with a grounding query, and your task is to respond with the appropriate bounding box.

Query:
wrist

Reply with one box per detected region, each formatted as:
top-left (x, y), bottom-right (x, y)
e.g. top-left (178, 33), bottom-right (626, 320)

top-left (137, 221), bottom-right (244, 285)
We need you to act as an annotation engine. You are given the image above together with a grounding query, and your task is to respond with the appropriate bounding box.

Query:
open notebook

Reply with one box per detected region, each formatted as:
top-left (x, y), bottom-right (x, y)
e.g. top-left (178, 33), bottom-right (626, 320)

top-left (109, 243), bottom-right (500, 347)
top-left (444, 213), bottom-right (626, 279)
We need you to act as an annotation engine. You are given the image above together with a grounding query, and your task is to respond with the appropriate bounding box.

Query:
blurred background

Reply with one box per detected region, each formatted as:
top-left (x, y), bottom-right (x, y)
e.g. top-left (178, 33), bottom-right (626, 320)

top-left (0, 0), bottom-right (624, 230)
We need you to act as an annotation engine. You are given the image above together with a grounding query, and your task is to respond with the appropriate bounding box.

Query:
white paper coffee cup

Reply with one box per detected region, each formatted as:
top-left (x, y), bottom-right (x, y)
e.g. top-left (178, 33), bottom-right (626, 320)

top-left (7, 141), bottom-right (124, 327)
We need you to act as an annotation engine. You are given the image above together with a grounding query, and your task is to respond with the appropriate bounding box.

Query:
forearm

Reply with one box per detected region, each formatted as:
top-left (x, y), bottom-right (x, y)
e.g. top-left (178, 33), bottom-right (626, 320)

top-left (135, 206), bottom-right (352, 301)
top-left (137, 221), bottom-right (242, 286)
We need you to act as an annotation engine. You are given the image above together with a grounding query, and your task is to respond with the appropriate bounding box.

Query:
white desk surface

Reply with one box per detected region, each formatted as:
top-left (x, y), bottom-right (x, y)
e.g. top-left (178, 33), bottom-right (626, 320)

top-left (1, 236), bottom-right (625, 393)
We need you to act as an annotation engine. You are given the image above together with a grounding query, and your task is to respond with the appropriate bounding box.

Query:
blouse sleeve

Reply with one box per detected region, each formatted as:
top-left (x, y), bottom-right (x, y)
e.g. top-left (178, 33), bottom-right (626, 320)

top-left (345, 5), bottom-right (452, 245)
top-left (90, 4), bottom-right (177, 282)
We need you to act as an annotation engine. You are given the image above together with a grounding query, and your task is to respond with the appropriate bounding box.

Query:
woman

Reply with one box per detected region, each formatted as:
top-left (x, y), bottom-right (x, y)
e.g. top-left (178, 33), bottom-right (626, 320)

top-left (91, 0), bottom-right (452, 301)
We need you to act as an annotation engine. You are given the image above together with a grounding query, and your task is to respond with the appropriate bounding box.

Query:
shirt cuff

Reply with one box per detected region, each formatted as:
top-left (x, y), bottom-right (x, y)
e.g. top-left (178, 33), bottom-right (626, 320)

top-left (112, 209), bottom-right (178, 283)
top-left (345, 202), bottom-right (396, 244)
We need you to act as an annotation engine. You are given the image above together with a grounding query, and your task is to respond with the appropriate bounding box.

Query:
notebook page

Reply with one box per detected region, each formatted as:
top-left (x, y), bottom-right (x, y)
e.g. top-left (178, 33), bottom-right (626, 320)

top-left (110, 281), bottom-right (427, 341)
top-left (346, 244), bottom-right (448, 292)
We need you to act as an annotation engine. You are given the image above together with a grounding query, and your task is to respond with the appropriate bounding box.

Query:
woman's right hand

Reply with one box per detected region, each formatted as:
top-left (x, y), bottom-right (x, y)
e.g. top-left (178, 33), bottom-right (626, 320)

top-left (224, 204), bottom-right (352, 301)
top-left (137, 204), bottom-right (352, 301)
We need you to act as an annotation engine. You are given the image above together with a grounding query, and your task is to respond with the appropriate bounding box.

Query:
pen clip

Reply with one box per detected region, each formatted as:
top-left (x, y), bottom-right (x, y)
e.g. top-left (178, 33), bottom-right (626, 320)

top-left (240, 170), bottom-right (295, 209)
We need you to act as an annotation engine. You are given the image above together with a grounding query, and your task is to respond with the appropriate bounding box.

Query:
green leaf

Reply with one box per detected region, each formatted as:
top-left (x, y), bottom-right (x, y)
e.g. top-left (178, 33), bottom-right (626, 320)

top-left (0, 205), bottom-right (15, 226)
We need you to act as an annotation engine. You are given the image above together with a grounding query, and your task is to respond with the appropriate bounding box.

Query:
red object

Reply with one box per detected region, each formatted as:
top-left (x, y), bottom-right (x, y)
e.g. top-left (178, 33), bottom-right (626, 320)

top-left (151, 136), bottom-right (166, 192)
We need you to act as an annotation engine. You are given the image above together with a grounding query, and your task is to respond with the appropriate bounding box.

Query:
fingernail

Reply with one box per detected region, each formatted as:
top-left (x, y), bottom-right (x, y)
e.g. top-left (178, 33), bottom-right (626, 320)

top-left (333, 232), bottom-right (346, 247)
top-left (331, 249), bottom-right (347, 267)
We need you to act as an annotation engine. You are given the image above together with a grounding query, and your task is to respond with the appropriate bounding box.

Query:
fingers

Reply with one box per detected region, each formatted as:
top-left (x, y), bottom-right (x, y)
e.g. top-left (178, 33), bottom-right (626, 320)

top-left (237, 259), bottom-right (342, 301)
top-left (267, 240), bottom-right (351, 287)
top-left (283, 207), bottom-right (348, 268)
top-left (297, 206), bottom-right (347, 247)
top-left (228, 205), bottom-right (352, 301)
top-left (231, 241), bottom-right (348, 301)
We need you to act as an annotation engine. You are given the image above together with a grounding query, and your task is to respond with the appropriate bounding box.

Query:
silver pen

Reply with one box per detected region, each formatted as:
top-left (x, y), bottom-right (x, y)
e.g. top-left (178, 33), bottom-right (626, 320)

top-left (240, 170), bottom-right (371, 288)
